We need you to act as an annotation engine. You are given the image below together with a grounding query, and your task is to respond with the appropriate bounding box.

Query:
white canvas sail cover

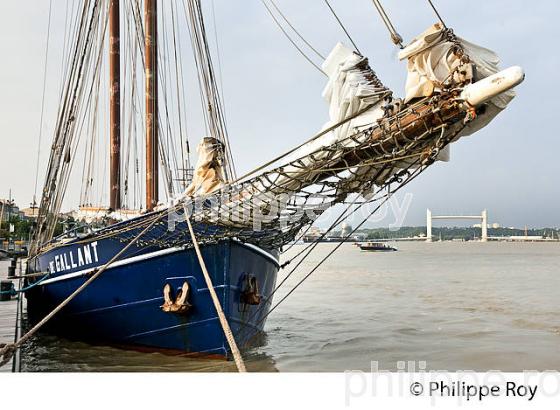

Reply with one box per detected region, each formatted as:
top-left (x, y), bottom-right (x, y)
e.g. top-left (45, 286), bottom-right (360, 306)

top-left (399, 23), bottom-right (515, 141)
top-left (184, 137), bottom-right (226, 196)
top-left (281, 43), bottom-right (392, 166)
top-left (232, 42), bottom-right (396, 200)
top-left (200, 43), bottom-right (395, 219)
top-left (320, 43), bottom-right (392, 142)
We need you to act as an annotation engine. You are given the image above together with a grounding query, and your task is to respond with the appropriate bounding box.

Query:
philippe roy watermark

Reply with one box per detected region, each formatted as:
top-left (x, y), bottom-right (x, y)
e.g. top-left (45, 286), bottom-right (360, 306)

top-left (165, 187), bottom-right (414, 233)
top-left (345, 361), bottom-right (560, 405)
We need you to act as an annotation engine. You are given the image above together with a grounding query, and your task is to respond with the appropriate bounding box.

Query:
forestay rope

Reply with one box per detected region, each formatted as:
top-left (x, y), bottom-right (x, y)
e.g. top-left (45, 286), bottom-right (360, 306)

top-left (323, 0), bottom-right (361, 54)
top-left (370, 0), bottom-right (404, 48)
top-left (426, 0), bottom-right (448, 29)
top-left (269, 0), bottom-right (326, 61)
top-left (33, 0), bottom-right (53, 208)
top-left (260, 0), bottom-right (326, 75)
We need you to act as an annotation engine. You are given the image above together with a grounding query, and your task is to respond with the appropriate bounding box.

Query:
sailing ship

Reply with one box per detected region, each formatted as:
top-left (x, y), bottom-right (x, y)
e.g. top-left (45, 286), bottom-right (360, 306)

top-left (24, 0), bottom-right (524, 358)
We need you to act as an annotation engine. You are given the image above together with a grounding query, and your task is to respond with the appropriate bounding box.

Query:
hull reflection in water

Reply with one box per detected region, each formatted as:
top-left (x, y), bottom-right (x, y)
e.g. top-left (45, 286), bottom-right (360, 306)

top-left (20, 332), bottom-right (278, 372)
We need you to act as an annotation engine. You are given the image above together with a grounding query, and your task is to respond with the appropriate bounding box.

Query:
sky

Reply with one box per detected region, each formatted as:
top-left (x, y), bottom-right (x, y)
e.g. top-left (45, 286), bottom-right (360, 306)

top-left (0, 0), bottom-right (558, 228)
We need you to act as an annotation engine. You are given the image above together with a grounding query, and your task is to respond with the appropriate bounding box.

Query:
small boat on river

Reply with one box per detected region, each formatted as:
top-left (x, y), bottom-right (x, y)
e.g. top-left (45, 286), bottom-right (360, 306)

top-left (358, 242), bottom-right (397, 252)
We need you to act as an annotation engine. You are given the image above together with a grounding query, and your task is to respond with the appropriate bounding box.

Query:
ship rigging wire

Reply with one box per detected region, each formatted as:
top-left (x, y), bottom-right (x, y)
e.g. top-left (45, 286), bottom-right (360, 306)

top-left (210, 0), bottom-right (228, 127)
top-left (33, 0), bottom-right (53, 208)
top-left (426, 0), bottom-right (447, 29)
top-left (244, 130), bottom-right (463, 344)
top-left (258, 165), bottom-right (426, 329)
top-left (370, 0), bottom-right (404, 48)
top-left (235, 186), bottom-right (394, 344)
top-left (269, 0), bottom-right (326, 61)
top-left (235, 121), bottom-right (464, 344)
top-left (260, 0), bottom-right (327, 76)
top-left (33, 0), bottom-right (108, 253)
top-left (183, 0), bottom-right (237, 180)
top-left (323, 0), bottom-right (361, 54)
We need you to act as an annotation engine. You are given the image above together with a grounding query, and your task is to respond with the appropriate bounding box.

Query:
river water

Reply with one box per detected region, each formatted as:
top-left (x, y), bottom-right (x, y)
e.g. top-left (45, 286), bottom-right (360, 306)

top-left (2, 241), bottom-right (559, 372)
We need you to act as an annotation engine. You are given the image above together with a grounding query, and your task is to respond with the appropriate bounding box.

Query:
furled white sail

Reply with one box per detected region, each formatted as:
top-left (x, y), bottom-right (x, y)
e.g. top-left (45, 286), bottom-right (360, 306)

top-left (399, 23), bottom-right (516, 141)
top-left (183, 137), bottom-right (227, 197)
top-left (281, 43), bottom-right (393, 166)
top-left (270, 43), bottom-right (395, 196)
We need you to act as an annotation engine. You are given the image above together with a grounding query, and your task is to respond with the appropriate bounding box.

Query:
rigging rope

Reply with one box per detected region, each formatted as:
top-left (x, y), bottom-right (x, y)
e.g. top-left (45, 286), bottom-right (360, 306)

top-left (183, 0), bottom-right (237, 180)
top-left (269, 0), bottom-right (325, 60)
top-left (370, 0), bottom-right (404, 48)
top-left (226, 103), bottom-right (380, 186)
top-left (173, 0), bottom-right (192, 186)
top-left (243, 123), bottom-right (467, 342)
top-left (33, 0), bottom-right (53, 208)
top-left (235, 187), bottom-right (389, 343)
top-left (171, 0), bottom-right (188, 188)
top-left (32, 0), bottom-right (107, 253)
top-left (256, 167), bottom-right (424, 329)
top-left (260, 0), bottom-right (327, 76)
top-left (210, 0), bottom-right (229, 123)
top-left (323, 0), bottom-right (361, 54)
top-left (427, 0), bottom-right (447, 29)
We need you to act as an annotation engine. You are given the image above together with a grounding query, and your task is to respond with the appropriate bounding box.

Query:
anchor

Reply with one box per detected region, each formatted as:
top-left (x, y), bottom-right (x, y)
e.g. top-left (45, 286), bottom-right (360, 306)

top-left (160, 281), bottom-right (191, 314)
top-left (240, 275), bottom-right (261, 306)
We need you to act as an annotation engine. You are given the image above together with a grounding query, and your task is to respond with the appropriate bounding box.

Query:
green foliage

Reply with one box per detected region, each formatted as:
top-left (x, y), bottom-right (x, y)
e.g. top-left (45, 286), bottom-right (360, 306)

top-left (0, 212), bottom-right (70, 243)
top-left (0, 216), bottom-right (33, 240)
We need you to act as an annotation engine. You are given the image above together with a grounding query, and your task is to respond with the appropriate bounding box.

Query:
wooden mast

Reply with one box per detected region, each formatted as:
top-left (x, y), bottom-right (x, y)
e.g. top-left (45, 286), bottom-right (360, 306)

top-left (145, 0), bottom-right (158, 210)
top-left (109, 0), bottom-right (121, 210)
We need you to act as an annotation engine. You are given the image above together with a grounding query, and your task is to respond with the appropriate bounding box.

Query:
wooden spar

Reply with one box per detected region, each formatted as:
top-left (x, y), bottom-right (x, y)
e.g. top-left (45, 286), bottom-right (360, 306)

top-left (145, 0), bottom-right (158, 211)
top-left (109, 0), bottom-right (121, 210)
top-left (306, 98), bottom-right (470, 185)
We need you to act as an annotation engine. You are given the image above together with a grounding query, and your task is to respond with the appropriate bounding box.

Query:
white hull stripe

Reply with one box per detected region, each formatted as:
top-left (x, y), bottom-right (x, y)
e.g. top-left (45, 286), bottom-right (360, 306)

top-left (39, 241), bottom-right (279, 286)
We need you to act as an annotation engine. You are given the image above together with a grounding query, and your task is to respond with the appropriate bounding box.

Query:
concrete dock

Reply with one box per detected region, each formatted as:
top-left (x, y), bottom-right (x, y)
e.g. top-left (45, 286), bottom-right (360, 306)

top-left (0, 259), bottom-right (21, 372)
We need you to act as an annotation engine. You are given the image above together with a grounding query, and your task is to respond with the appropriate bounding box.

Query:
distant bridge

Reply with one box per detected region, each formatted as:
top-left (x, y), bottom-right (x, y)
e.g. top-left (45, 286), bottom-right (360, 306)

top-left (427, 209), bottom-right (488, 242)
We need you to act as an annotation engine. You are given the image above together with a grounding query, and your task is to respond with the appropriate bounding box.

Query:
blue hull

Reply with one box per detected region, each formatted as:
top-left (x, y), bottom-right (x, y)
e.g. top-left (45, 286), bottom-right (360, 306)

top-left (26, 237), bottom-right (279, 357)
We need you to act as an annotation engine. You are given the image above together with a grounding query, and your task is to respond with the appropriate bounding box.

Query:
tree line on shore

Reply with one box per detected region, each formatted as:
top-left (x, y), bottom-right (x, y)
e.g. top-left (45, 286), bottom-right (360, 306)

top-left (359, 226), bottom-right (560, 240)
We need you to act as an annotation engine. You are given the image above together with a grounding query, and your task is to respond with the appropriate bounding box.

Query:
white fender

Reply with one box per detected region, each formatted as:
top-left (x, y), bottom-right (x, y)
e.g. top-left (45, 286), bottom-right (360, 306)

top-left (460, 66), bottom-right (525, 107)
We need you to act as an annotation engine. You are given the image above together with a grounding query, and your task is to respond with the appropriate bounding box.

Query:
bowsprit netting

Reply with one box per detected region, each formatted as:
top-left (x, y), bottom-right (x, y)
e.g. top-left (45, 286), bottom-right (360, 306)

top-left (78, 92), bottom-right (470, 252)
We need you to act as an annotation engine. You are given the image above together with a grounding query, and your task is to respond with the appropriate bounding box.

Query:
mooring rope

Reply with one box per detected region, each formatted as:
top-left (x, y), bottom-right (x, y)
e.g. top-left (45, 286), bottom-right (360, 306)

top-left (182, 204), bottom-right (247, 372)
top-left (0, 273), bottom-right (52, 296)
top-left (0, 213), bottom-right (162, 367)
